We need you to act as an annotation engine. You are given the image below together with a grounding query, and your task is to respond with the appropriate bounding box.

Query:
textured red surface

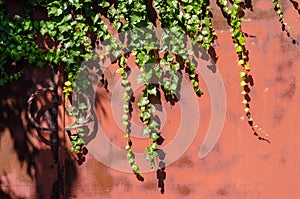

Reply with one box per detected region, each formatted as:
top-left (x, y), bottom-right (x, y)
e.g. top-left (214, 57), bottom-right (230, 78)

top-left (67, 2), bottom-right (300, 199)
top-left (1, 1), bottom-right (300, 199)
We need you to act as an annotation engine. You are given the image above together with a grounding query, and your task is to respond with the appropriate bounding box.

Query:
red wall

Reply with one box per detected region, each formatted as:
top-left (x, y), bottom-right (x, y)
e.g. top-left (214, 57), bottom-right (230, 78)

top-left (1, 1), bottom-right (300, 198)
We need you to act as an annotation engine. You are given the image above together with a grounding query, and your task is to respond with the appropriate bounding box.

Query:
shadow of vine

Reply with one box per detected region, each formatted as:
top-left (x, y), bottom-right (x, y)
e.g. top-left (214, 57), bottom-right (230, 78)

top-left (290, 0), bottom-right (300, 14)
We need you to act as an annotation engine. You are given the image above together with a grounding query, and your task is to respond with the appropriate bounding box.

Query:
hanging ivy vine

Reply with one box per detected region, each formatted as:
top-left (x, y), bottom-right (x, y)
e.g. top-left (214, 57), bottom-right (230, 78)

top-left (1, 0), bottom-right (298, 187)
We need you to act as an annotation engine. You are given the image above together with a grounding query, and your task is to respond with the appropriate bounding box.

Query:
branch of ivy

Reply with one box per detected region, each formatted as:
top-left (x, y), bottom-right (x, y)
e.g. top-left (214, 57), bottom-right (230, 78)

top-left (216, 0), bottom-right (270, 142)
top-left (116, 55), bottom-right (143, 178)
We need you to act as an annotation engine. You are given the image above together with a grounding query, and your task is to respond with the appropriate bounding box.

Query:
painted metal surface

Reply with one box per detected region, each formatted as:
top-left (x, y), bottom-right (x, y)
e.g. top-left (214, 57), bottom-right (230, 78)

top-left (1, 1), bottom-right (300, 198)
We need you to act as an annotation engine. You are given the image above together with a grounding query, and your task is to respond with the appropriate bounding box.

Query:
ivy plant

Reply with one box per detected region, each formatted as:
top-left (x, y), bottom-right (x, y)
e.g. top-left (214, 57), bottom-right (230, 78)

top-left (1, 0), bottom-right (298, 188)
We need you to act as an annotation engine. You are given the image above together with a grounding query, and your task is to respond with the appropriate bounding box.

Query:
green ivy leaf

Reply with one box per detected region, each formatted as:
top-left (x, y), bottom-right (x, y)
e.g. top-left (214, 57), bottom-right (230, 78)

top-left (239, 71), bottom-right (246, 78)
top-left (70, 141), bottom-right (76, 147)
top-left (149, 120), bottom-right (159, 129)
top-left (172, 62), bottom-right (180, 71)
top-left (145, 146), bottom-right (152, 153)
top-left (126, 152), bottom-right (132, 159)
top-left (78, 103), bottom-right (87, 109)
top-left (151, 133), bottom-right (160, 141)
top-left (123, 121), bottom-right (129, 126)
top-left (116, 68), bottom-right (125, 74)
top-left (76, 138), bottom-right (85, 145)
top-left (142, 112), bottom-right (151, 121)
top-left (78, 129), bottom-right (85, 136)
top-left (138, 96), bottom-right (149, 107)
top-left (143, 127), bottom-right (151, 135)
top-left (123, 104), bottom-right (129, 110)
top-left (120, 55), bottom-right (126, 67)
top-left (148, 86), bottom-right (157, 96)
top-left (78, 116), bottom-right (85, 123)
top-left (240, 80), bottom-right (247, 87)
top-left (151, 143), bottom-right (158, 150)
top-left (244, 64), bottom-right (250, 71)
top-left (236, 46), bottom-right (242, 53)
top-left (237, 36), bottom-right (246, 46)
top-left (201, 27), bottom-right (209, 35)
top-left (131, 164), bottom-right (138, 171)
top-left (167, 54), bottom-right (174, 62)
top-left (238, 59), bottom-right (244, 65)
top-left (93, 14), bottom-right (100, 25)
top-left (99, 0), bottom-right (110, 8)
top-left (75, 145), bottom-right (81, 151)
